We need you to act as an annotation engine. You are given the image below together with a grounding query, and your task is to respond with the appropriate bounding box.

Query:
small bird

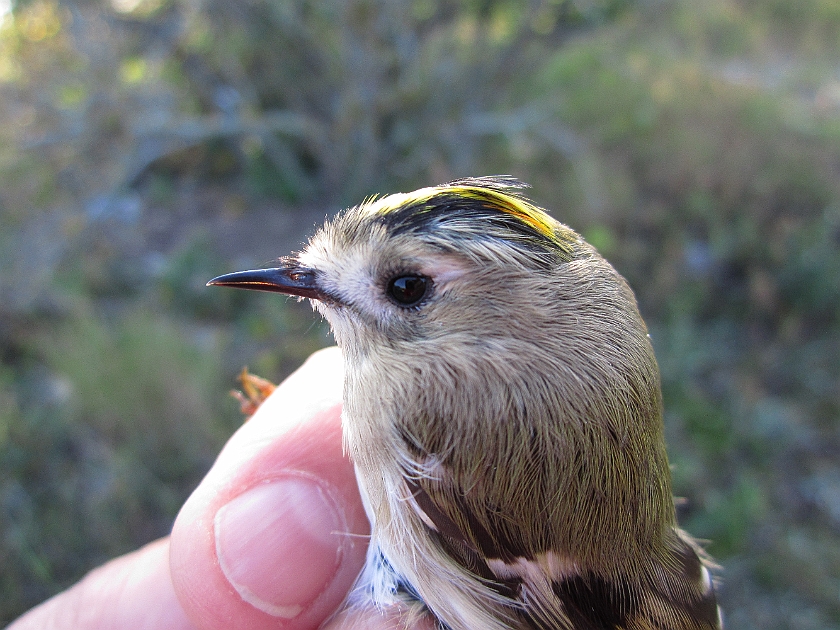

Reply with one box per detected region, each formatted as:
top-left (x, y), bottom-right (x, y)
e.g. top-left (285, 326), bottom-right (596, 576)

top-left (208, 177), bottom-right (722, 629)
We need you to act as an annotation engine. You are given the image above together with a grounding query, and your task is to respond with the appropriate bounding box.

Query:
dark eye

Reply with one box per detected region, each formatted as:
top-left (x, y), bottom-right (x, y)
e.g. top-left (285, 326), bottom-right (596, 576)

top-left (387, 275), bottom-right (430, 306)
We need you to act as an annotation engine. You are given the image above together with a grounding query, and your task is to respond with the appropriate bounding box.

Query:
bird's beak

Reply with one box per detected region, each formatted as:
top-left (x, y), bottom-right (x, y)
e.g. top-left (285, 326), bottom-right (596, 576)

top-left (207, 261), bottom-right (326, 300)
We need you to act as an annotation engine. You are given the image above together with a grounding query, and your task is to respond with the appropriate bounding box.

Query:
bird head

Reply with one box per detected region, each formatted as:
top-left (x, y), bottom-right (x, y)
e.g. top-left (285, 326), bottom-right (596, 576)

top-left (209, 177), bottom-right (644, 361)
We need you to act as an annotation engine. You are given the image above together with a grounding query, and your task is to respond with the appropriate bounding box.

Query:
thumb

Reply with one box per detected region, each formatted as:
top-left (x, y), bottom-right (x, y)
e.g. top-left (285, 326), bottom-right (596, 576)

top-left (170, 347), bottom-right (370, 630)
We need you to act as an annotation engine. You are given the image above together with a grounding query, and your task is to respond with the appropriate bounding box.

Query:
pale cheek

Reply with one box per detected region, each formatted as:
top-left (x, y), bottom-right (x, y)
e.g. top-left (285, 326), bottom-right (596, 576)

top-left (318, 307), bottom-right (387, 353)
top-left (317, 308), bottom-right (353, 344)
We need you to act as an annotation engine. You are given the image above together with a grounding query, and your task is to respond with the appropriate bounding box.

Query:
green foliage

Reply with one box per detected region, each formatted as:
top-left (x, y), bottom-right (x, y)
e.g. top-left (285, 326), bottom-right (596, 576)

top-left (1, 309), bottom-right (224, 616)
top-left (156, 234), bottom-right (251, 320)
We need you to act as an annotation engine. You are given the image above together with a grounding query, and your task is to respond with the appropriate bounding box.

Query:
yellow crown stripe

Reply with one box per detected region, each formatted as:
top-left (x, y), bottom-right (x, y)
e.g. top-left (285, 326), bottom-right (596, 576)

top-left (445, 185), bottom-right (560, 244)
top-left (364, 184), bottom-right (564, 246)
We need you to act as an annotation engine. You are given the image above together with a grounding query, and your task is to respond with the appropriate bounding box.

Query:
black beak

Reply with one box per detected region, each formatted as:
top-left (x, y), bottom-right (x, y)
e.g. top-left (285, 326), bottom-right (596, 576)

top-left (207, 261), bottom-right (325, 300)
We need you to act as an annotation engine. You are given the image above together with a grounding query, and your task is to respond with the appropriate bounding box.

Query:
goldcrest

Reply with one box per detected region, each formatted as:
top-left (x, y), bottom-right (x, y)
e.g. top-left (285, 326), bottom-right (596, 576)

top-left (209, 177), bottom-right (722, 629)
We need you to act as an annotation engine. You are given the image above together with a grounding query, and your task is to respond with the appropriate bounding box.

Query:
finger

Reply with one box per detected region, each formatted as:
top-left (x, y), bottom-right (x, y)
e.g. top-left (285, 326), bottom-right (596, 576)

top-left (170, 346), bottom-right (370, 630)
top-left (7, 537), bottom-right (196, 630)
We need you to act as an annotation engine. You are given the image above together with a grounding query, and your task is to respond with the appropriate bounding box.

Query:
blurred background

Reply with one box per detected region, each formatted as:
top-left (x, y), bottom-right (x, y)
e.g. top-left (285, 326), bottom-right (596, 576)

top-left (0, 0), bottom-right (838, 627)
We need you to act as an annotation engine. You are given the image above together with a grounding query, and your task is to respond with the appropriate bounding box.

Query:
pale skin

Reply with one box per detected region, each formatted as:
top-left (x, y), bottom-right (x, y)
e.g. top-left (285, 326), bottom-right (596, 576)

top-left (9, 347), bottom-right (436, 630)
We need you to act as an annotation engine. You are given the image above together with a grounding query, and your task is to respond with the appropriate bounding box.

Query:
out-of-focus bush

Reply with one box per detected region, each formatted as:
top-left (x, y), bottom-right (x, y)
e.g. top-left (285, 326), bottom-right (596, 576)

top-left (1, 0), bottom-right (839, 628)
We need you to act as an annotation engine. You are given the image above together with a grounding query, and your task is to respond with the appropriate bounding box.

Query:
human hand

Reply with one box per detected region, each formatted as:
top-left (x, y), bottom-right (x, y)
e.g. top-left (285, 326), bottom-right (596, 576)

top-left (9, 347), bottom-right (435, 630)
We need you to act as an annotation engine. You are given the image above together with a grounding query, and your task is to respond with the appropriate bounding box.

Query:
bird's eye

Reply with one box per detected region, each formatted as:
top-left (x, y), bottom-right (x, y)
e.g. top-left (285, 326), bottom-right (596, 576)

top-left (387, 275), bottom-right (430, 307)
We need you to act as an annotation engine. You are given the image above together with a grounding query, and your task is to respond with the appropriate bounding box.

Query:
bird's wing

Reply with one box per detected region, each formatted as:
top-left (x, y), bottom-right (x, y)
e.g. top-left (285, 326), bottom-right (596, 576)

top-left (405, 478), bottom-right (722, 630)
